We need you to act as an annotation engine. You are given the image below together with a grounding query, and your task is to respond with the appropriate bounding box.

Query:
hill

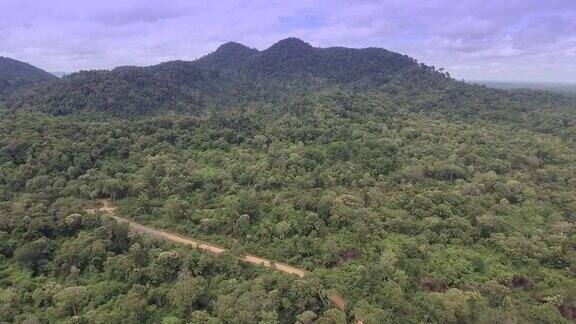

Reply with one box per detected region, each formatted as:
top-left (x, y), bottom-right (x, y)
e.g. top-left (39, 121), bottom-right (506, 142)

top-left (4, 39), bottom-right (574, 137)
top-left (4, 38), bottom-right (451, 116)
top-left (0, 56), bottom-right (57, 96)
top-left (471, 80), bottom-right (576, 95)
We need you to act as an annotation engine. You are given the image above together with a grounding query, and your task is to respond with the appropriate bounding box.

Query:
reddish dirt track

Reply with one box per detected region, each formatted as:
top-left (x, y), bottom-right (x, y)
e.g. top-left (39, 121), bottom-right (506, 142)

top-left (86, 200), bottom-right (355, 319)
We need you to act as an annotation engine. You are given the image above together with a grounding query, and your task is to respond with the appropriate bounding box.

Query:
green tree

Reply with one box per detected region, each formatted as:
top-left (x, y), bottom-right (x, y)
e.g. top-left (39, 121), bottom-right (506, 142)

top-left (14, 238), bottom-right (53, 274)
top-left (169, 276), bottom-right (207, 316)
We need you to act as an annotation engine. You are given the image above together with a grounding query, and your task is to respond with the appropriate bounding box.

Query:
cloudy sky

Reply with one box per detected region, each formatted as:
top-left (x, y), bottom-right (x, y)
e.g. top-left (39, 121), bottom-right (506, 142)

top-left (1, 0), bottom-right (575, 82)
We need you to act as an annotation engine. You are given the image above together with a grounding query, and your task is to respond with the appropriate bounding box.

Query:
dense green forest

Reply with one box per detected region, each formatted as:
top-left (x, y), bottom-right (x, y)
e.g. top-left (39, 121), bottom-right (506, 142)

top-left (1, 38), bottom-right (450, 116)
top-left (1, 39), bottom-right (576, 323)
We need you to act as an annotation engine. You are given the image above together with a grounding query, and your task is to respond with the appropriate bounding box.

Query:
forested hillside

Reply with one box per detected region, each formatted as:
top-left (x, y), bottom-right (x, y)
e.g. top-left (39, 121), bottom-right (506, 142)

top-left (0, 57), bottom-right (56, 98)
top-left (1, 40), bottom-right (576, 323)
top-left (3, 38), bottom-right (450, 116)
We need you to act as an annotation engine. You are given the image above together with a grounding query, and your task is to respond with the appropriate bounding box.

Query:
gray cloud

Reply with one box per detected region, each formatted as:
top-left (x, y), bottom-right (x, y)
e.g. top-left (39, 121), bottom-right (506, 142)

top-left (0, 0), bottom-right (575, 82)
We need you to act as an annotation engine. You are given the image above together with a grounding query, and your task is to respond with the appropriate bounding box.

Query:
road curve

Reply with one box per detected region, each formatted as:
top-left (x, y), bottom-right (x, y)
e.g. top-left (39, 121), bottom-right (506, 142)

top-left (115, 215), bottom-right (308, 277)
top-left (86, 200), bottom-right (350, 315)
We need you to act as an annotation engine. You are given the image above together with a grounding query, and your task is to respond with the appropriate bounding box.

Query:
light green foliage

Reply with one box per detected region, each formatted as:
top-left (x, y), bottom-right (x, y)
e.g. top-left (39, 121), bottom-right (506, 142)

top-left (169, 275), bottom-right (206, 316)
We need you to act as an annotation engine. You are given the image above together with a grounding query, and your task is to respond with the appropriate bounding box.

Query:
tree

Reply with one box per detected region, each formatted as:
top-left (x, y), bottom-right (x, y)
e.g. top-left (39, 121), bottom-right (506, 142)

top-left (14, 238), bottom-right (53, 274)
top-left (162, 196), bottom-right (189, 221)
top-left (101, 178), bottom-right (127, 201)
top-left (297, 311), bottom-right (317, 324)
top-left (169, 276), bottom-right (206, 316)
top-left (316, 308), bottom-right (346, 324)
top-left (54, 286), bottom-right (89, 317)
top-left (150, 251), bottom-right (183, 283)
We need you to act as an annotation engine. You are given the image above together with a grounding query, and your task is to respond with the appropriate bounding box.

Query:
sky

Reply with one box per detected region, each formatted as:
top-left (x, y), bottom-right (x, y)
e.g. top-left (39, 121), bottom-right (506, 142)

top-left (1, 0), bottom-right (575, 83)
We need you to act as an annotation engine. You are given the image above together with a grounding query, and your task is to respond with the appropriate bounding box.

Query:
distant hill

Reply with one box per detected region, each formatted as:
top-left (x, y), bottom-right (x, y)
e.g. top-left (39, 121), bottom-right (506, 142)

top-left (198, 37), bottom-right (448, 94)
top-left (4, 38), bottom-right (450, 116)
top-left (471, 80), bottom-right (576, 95)
top-left (196, 41), bottom-right (259, 71)
top-left (0, 57), bottom-right (57, 96)
top-left (3, 38), bottom-right (575, 128)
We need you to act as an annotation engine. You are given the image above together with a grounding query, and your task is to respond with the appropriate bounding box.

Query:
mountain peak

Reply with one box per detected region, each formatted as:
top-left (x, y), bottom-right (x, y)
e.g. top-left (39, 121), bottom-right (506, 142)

top-left (197, 41), bottom-right (259, 70)
top-left (216, 41), bottom-right (251, 51)
top-left (213, 42), bottom-right (258, 57)
top-left (268, 38), bottom-right (313, 51)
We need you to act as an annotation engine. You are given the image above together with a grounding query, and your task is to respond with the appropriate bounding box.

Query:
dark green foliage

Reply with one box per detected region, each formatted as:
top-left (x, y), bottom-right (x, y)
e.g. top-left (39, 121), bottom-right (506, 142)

top-left (13, 238), bottom-right (54, 274)
top-left (2, 38), bottom-right (451, 116)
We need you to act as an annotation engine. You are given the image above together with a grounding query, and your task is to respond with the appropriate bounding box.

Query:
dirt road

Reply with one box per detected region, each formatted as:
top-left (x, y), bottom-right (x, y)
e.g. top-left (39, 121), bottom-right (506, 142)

top-left (86, 200), bottom-right (348, 312)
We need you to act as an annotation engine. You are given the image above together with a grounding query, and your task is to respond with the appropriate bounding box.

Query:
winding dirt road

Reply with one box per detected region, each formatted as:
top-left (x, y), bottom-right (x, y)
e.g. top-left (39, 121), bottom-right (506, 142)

top-left (86, 200), bottom-right (348, 314)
